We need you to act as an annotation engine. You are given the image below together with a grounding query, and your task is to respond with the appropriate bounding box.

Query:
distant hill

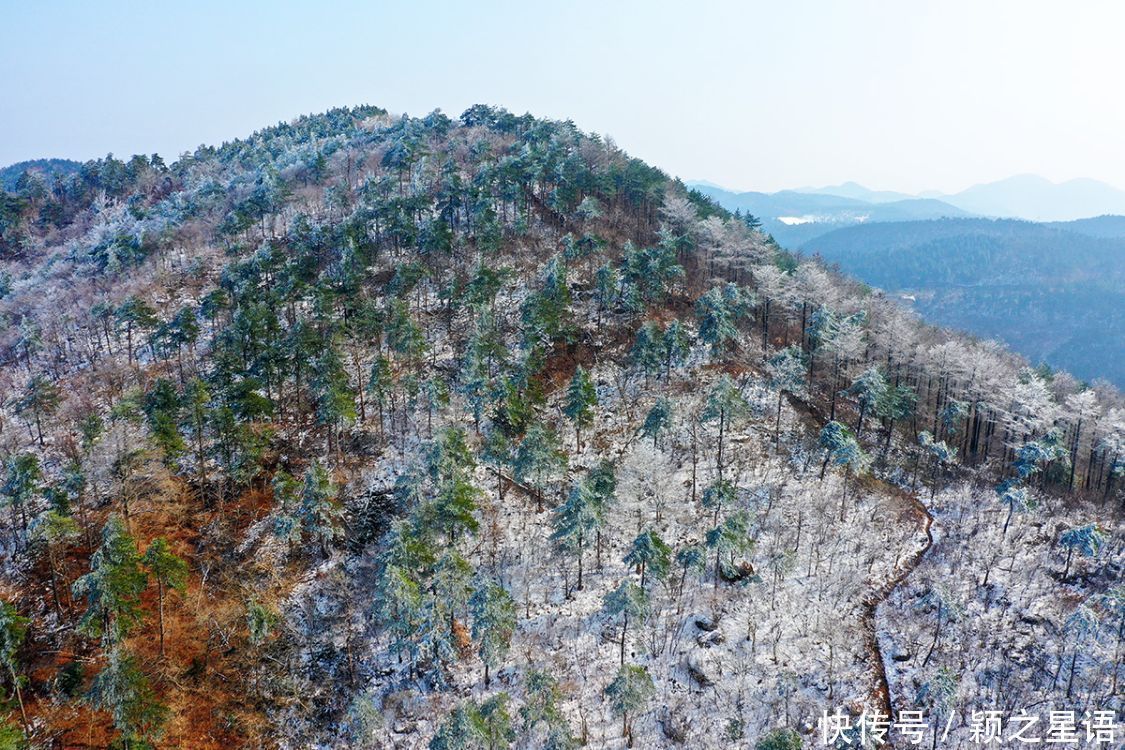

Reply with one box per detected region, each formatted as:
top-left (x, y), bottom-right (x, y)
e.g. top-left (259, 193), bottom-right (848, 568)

top-left (0, 158), bottom-right (81, 190)
top-left (801, 218), bottom-right (1125, 384)
top-left (689, 183), bottom-right (971, 246)
top-left (792, 181), bottom-right (917, 203)
top-left (940, 175), bottom-right (1125, 222)
top-left (697, 174), bottom-right (1125, 231)
top-left (1046, 214), bottom-right (1125, 239)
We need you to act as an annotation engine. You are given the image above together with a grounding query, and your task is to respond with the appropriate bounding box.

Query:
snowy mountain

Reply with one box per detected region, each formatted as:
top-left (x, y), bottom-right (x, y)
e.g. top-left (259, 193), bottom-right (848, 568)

top-left (0, 105), bottom-right (1120, 750)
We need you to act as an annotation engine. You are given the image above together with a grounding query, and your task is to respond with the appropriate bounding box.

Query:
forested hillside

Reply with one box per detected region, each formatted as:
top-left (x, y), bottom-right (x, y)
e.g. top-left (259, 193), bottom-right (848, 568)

top-left (0, 106), bottom-right (1121, 749)
top-left (800, 219), bottom-right (1125, 386)
top-left (0, 159), bottom-right (82, 192)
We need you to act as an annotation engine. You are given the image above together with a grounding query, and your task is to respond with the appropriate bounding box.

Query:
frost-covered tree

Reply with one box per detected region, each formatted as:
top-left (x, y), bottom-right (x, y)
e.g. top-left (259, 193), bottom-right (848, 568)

top-left (767, 346), bottom-right (806, 446)
top-left (469, 577), bottom-right (516, 687)
top-left (87, 646), bottom-right (168, 749)
top-left (563, 366), bottom-right (596, 450)
top-left (513, 423), bottom-right (567, 512)
top-left (845, 366), bottom-right (888, 439)
top-left (604, 664), bottom-right (654, 743)
top-left (701, 375), bottom-right (750, 481)
top-left (603, 580), bottom-right (649, 665)
top-left (1059, 523), bottom-right (1105, 581)
top-left (0, 601), bottom-right (28, 727)
top-left (640, 397), bottom-right (673, 448)
top-left (298, 461), bottom-right (344, 556)
top-left (72, 516), bottom-right (147, 645)
top-left (29, 509), bottom-right (78, 615)
top-left (142, 537), bottom-right (187, 658)
top-left (623, 529), bottom-right (671, 589)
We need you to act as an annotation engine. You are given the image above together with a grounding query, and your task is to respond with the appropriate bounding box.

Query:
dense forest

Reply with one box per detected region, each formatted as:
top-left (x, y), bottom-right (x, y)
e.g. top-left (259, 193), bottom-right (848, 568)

top-left (0, 105), bottom-right (1120, 748)
top-left (801, 219), bottom-right (1125, 387)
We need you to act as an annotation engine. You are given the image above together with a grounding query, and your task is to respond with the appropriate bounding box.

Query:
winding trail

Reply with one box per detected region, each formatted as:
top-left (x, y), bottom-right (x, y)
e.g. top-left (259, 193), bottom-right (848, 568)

top-left (861, 484), bottom-right (935, 748)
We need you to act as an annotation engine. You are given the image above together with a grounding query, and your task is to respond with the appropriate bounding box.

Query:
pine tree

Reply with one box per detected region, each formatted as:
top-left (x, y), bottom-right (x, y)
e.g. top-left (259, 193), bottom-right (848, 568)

top-left (874, 382), bottom-right (916, 452)
top-left (513, 424), bottom-right (566, 512)
top-left (623, 529), bottom-right (671, 589)
top-left (706, 510), bottom-right (755, 587)
top-left (1059, 523), bottom-right (1105, 581)
top-left (0, 601), bottom-right (28, 728)
top-left (13, 375), bottom-right (60, 446)
top-left (675, 543), bottom-right (707, 601)
top-left (72, 516), bottom-right (148, 645)
top-left (602, 580), bottom-right (649, 665)
top-left (87, 646), bottom-right (169, 749)
top-left (630, 323), bottom-right (663, 384)
top-left (996, 484), bottom-right (1033, 539)
top-left (661, 320), bottom-right (691, 378)
top-left (430, 699), bottom-right (487, 750)
top-left (143, 378), bottom-right (185, 462)
top-left (756, 728), bottom-right (803, 750)
top-left (521, 669), bottom-right (575, 745)
top-left (701, 375), bottom-right (749, 481)
top-left (182, 377), bottom-right (211, 496)
top-left (695, 286), bottom-right (740, 357)
top-left (1, 454), bottom-right (40, 547)
top-left (563, 366), bottom-right (597, 450)
top-left (478, 693), bottom-right (516, 750)
top-left (142, 538), bottom-right (187, 658)
top-left (845, 367), bottom-right (888, 439)
top-left (367, 355), bottom-right (394, 437)
top-left (469, 578), bottom-right (517, 688)
top-left (767, 347), bottom-right (806, 447)
top-left (918, 431), bottom-right (956, 500)
top-left (299, 461), bottom-right (344, 557)
top-left (115, 296), bottom-right (158, 366)
top-left (585, 461), bottom-right (617, 569)
top-left (551, 480), bottom-right (598, 592)
top-left (604, 664), bottom-right (654, 743)
top-left (818, 421), bottom-right (867, 519)
top-left (640, 398), bottom-right (673, 448)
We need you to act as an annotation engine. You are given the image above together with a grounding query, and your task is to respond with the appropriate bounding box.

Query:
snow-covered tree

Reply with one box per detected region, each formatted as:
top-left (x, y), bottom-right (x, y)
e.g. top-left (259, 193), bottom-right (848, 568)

top-left (563, 366), bottom-right (597, 450)
top-left (604, 664), bottom-right (654, 743)
top-left (469, 577), bottom-right (517, 687)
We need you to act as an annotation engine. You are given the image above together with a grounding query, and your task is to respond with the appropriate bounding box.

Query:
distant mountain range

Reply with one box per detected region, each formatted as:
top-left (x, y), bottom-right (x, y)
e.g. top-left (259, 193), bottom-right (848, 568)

top-left (687, 184), bottom-right (971, 246)
top-left (691, 174), bottom-right (1125, 245)
top-left (800, 218), bottom-right (1125, 385)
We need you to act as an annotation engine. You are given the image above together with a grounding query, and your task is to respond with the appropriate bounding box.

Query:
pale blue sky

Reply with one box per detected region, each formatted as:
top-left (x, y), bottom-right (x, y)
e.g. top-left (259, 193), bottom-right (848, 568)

top-left (3, 0), bottom-right (1123, 193)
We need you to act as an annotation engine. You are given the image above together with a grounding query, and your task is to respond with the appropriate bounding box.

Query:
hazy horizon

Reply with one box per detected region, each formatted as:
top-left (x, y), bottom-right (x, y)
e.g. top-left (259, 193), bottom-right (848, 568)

top-left (4, 1), bottom-right (1125, 195)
